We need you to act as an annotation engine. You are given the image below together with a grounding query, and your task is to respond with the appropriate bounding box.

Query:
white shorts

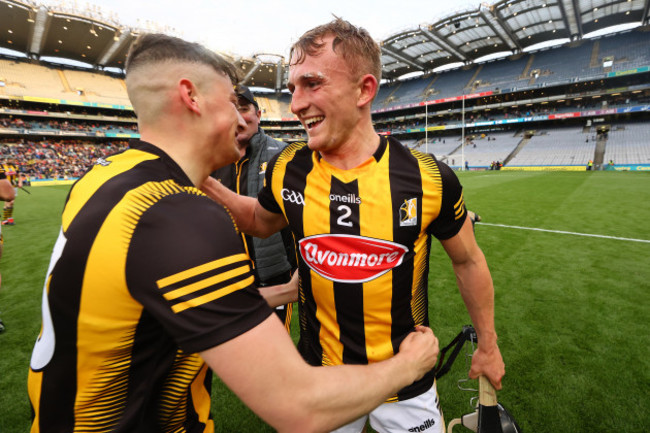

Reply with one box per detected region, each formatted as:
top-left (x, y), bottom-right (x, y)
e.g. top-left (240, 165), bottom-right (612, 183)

top-left (331, 381), bottom-right (444, 433)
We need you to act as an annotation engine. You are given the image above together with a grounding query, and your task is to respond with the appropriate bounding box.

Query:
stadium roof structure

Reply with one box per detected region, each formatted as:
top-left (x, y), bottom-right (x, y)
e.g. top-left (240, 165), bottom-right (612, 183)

top-left (1, 0), bottom-right (649, 88)
top-left (380, 0), bottom-right (650, 79)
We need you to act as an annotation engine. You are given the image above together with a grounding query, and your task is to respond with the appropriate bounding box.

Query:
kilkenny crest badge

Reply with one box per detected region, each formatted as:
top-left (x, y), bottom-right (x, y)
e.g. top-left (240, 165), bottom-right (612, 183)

top-left (259, 161), bottom-right (268, 175)
top-left (399, 198), bottom-right (418, 227)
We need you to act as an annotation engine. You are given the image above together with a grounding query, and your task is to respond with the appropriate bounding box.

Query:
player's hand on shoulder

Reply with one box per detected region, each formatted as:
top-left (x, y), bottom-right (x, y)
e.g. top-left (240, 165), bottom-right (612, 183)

top-left (397, 326), bottom-right (439, 382)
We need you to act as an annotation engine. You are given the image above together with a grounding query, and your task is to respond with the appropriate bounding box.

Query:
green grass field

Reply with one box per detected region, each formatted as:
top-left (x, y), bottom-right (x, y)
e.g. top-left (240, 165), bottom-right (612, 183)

top-left (1, 171), bottom-right (649, 432)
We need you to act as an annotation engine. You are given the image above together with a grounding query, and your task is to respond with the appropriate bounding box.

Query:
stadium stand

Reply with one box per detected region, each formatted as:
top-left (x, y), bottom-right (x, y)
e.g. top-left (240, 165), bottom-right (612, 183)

top-left (0, 138), bottom-right (127, 179)
top-left (371, 30), bottom-right (650, 112)
top-left (63, 70), bottom-right (129, 106)
top-left (470, 56), bottom-right (530, 92)
top-left (529, 41), bottom-right (597, 85)
top-left (0, 0), bottom-right (649, 177)
top-left (454, 132), bottom-right (524, 168)
top-left (426, 138), bottom-right (462, 155)
top-left (597, 31), bottom-right (650, 73)
top-left (507, 127), bottom-right (595, 167)
top-left (603, 122), bottom-right (650, 165)
top-left (0, 59), bottom-right (67, 99)
top-left (426, 67), bottom-right (479, 99)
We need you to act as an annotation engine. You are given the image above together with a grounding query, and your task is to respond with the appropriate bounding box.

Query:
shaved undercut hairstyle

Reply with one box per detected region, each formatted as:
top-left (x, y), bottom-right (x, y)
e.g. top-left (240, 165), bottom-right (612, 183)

top-left (125, 33), bottom-right (239, 120)
top-left (125, 33), bottom-right (238, 83)
top-left (290, 17), bottom-right (382, 85)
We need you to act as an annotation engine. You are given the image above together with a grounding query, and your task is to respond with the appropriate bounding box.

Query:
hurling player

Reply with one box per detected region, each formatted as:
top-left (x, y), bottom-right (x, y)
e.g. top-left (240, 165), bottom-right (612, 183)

top-left (202, 18), bottom-right (504, 433)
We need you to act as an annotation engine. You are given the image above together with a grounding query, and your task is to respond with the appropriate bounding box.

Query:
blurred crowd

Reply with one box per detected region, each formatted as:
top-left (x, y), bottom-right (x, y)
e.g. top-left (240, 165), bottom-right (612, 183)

top-left (1, 116), bottom-right (138, 135)
top-left (0, 138), bottom-right (128, 180)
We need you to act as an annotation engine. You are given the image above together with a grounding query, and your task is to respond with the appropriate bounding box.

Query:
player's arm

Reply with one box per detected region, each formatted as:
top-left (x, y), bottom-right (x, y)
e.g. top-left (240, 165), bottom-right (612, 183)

top-left (0, 179), bottom-right (15, 202)
top-left (201, 318), bottom-right (439, 433)
top-left (440, 218), bottom-right (505, 390)
top-left (429, 159), bottom-right (504, 389)
top-left (258, 269), bottom-right (298, 307)
top-left (130, 194), bottom-right (436, 432)
top-left (201, 176), bottom-right (287, 238)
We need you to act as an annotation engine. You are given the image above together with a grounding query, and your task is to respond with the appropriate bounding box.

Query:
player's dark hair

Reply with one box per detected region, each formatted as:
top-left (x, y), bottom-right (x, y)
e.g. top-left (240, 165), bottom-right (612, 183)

top-left (290, 17), bottom-right (382, 84)
top-left (125, 33), bottom-right (239, 84)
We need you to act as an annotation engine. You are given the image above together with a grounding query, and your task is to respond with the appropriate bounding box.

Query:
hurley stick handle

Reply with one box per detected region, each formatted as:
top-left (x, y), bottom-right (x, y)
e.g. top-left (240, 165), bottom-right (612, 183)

top-left (479, 375), bottom-right (498, 406)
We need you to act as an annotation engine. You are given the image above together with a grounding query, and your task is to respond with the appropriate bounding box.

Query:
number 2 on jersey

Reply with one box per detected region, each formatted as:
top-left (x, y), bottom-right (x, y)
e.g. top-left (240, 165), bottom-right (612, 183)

top-left (336, 205), bottom-right (353, 227)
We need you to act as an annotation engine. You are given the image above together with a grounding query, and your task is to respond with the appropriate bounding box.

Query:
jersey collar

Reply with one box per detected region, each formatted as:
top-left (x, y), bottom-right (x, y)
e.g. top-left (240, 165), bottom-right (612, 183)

top-left (128, 139), bottom-right (194, 187)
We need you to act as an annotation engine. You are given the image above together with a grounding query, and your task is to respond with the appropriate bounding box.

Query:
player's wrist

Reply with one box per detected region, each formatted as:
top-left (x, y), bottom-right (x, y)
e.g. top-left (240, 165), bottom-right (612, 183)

top-left (476, 330), bottom-right (498, 348)
top-left (379, 352), bottom-right (412, 388)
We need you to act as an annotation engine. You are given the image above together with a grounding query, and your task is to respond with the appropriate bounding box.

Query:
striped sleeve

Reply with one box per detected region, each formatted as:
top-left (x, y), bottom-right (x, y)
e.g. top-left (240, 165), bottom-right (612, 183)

top-left (427, 160), bottom-right (467, 240)
top-left (126, 192), bottom-right (273, 353)
top-left (258, 150), bottom-right (283, 214)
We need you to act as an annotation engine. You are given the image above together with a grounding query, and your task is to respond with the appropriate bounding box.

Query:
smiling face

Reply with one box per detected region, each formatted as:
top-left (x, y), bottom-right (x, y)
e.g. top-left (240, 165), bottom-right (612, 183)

top-left (235, 97), bottom-right (261, 148)
top-left (287, 35), bottom-right (363, 155)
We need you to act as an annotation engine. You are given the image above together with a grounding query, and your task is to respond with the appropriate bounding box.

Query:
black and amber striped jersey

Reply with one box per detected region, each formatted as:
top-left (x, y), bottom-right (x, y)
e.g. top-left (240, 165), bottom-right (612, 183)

top-left (2, 163), bottom-right (17, 185)
top-left (28, 140), bottom-right (273, 433)
top-left (258, 136), bottom-right (466, 401)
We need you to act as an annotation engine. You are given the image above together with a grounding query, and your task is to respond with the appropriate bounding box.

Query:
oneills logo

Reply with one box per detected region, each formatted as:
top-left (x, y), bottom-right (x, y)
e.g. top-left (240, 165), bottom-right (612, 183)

top-left (399, 198), bottom-right (418, 227)
top-left (299, 234), bottom-right (408, 283)
top-left (329, 193), bottom-right (361, 205)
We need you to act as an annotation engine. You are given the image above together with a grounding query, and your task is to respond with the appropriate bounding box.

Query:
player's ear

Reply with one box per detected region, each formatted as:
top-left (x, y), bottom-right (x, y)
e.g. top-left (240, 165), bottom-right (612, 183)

top-left (179, 79), bottom-right (200, 114)
top-left (357, 74), bottom-right (378, 109)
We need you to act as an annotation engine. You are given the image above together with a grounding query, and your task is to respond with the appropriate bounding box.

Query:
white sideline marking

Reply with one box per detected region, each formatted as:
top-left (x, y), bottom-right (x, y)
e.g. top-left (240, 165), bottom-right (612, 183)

top-left (477, 222), bottom-right (650, 244)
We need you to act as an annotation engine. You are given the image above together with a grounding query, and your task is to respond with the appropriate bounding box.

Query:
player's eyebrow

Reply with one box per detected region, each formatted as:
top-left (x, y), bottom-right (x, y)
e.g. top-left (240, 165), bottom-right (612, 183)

top-left (288, 72), bottom-right (325, 86)
top-left (288, 69), bottom-right (328, 94)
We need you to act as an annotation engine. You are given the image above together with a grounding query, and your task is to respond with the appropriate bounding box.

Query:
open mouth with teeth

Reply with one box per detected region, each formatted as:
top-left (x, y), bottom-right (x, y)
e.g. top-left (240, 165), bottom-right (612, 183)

top-left (304, 116), bottom-right (324, 130)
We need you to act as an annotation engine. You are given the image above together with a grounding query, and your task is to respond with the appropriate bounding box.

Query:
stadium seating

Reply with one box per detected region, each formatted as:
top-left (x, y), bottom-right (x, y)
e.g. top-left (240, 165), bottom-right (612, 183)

top-left (369, 30), bottom-right (650, 113)
top-left (604, 122), bottom-right (650, 164)
top-left (596, 31), bottom-right (650, 72)
top-left (455, 132), bottom-right (523, 168)
top-left (421, 138), bottom-right (462, 157)
top-left (0, 59), bottom-right (67, 99)
top-left (63, 70), bottom-right (129, 105)
top-left (529, 41), bottom-right (596, 85)
top-left (1, 27), bottom-right (649, 177)
top-left (471, 56), bottom-right (530, 92)
top-left (508, 127), bottom-right (595, 166)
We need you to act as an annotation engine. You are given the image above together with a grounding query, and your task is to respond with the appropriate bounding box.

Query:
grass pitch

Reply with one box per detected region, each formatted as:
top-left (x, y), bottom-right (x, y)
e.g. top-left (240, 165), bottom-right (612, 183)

top-left (1, 171), bottom-right (648, 432)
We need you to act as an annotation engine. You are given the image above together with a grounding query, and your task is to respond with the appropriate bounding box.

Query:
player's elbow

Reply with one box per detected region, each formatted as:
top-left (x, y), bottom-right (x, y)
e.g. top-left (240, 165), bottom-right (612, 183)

top-left (260, 398), bottom-right (329, 433)
top-left (264, 384), bottom-right (346, 432)
top-left (273, 418), bottom-right (324, 433)
top-left (249, 214), bottom-right (287, 239)
top-left (272, 411), bottom-right (338, 433)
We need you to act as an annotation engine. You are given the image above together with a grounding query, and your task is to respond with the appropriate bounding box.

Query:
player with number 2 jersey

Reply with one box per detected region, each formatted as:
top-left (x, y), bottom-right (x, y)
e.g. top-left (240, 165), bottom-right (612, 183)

top-left (258, 135), bottom-right (466, 401)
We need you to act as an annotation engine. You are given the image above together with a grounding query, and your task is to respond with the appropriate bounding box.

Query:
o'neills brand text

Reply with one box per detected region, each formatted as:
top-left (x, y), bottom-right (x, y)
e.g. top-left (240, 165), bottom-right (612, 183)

top-left (408, 419), bottom-right (436, 432)
top-left (299, 234), bottom-right (408, 283)
top-left (329, 193), bottom-right (361, 205)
